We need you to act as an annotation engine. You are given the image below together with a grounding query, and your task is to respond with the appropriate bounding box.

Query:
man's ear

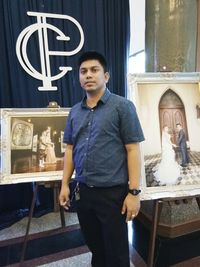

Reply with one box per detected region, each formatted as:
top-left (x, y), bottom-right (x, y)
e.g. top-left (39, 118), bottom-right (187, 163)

top-left (105, 72), bottom-right (110, 83)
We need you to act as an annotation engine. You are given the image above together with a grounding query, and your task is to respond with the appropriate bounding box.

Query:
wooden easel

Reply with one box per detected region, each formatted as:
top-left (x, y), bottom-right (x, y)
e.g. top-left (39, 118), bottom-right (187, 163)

top-left (147, 196), bottom-right (200, 267)
top-left (19, 181), bottom-right (65, 266)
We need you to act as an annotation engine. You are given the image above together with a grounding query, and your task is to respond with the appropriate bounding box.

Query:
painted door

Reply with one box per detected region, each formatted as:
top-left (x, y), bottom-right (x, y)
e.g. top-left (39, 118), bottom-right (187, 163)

top-left (159, 108), bottom-right (188, 144)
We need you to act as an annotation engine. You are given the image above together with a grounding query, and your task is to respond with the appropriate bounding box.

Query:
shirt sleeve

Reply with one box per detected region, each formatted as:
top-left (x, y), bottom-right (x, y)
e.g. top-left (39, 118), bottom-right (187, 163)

top-left (63, 111), bottom-right (73, 144)
top-left (118, 100), bottom-right (145, 144)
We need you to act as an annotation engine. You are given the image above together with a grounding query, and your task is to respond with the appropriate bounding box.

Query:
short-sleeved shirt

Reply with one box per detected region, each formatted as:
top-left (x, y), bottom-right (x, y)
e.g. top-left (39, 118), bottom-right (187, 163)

top-left (64, 88), bottom-right (144, 187)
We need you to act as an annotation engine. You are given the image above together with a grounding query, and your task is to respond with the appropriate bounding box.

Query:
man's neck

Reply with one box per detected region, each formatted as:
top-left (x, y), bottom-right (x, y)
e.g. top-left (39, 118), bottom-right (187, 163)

top-left (86, 88), bottom-right (106, 108)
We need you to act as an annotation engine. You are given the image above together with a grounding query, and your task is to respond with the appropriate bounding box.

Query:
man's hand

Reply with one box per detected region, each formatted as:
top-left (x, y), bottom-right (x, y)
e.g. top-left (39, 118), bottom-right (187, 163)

top-left (121, 194), bottom-right (140, 222)
top-left (59, 185), bottom-right (71, 210)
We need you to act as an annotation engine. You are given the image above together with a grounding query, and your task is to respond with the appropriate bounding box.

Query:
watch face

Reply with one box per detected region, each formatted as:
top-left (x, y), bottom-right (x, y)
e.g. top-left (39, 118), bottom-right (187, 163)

top-left (129, 189), bottom-right (141, 195)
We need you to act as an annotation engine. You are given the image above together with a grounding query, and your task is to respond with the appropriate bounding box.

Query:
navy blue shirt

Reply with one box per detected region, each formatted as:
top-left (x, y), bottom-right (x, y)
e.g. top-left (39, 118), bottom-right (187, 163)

top-left (64, 89), bottom-right (144, 187)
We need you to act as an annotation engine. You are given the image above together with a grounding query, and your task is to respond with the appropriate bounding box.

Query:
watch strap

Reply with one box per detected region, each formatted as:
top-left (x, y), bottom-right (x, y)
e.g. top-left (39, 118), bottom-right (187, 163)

top-left (128, 188), bottom-right (141, 195)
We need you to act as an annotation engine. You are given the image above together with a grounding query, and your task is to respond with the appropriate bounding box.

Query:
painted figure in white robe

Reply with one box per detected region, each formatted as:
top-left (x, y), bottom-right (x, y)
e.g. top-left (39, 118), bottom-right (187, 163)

top-left (45, 127), bottom-right (57, 164)
top-left (154, 126), bottom-right (180, 185)
top-left (39, 127), bottom-right (56, 167)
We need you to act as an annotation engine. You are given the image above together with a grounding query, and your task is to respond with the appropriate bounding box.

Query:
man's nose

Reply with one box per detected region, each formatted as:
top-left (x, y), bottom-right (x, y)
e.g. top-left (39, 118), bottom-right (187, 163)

top-left (86, 70), bottom-right (93, 78)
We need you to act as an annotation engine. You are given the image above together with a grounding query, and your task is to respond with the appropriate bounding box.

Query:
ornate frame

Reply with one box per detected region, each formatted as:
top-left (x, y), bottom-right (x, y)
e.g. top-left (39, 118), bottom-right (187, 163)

top-left (0, 108), bottom-right (70, 184)
top-left (128, 72), bottom-right (200, 200)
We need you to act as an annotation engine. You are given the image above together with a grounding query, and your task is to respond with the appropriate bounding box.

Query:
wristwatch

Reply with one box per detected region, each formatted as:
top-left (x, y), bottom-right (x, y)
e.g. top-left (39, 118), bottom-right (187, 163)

top-left (128, 188), bottom-right (141, 196)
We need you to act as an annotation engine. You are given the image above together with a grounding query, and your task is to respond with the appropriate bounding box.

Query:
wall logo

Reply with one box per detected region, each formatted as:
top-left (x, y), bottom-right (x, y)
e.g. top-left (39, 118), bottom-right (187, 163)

top-left (16, 11), bottom-right (84, 91)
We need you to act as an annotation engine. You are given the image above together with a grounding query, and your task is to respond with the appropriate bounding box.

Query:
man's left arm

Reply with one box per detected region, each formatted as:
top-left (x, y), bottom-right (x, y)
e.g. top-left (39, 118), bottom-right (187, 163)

top-left (121, 143), bottom-right (141, 222)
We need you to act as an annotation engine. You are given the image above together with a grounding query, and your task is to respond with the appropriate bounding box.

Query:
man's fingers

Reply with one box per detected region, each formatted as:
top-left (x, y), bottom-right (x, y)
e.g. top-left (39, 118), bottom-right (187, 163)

top-left (126, 211), bottom-right (132, 222)
top-left (121, 203), bottom-right (126, 215)
top-left (126, 211), bottom-right (138, 222)
top-left (61, 200), bottom-right (70, 210)
top-left (59, 197), bottom-right (70, 210)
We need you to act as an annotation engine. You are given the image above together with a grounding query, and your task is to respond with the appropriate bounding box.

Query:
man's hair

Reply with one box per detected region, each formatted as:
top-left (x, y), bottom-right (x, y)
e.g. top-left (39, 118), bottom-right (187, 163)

top-left (78, 51), bottom-right (108, 73)
top-left (176, 123), bottom-right (181, 127)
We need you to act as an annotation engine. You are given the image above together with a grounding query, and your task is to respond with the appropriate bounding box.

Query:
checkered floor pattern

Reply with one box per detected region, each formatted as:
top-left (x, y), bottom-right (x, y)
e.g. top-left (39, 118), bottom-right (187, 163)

top-left (145, 151), bottom-right (200, 187)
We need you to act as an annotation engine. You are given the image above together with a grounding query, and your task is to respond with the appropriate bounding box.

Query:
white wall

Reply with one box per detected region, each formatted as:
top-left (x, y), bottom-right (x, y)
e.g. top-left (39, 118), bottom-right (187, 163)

top-left (129, 0), bottom-right (145, 56)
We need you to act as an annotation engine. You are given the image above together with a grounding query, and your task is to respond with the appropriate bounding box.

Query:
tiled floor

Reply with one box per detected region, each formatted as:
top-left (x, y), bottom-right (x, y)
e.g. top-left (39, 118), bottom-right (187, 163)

top-left (145, 151), bottom-right (200, 187)
top-left (0, 212), bottom-right (78, 241)
top-left (0, 211), bottom-right (199, 267)
top-left (0, 212), bottom-right (141, 267)
top-left (39, 252), bottom-right (92, 267)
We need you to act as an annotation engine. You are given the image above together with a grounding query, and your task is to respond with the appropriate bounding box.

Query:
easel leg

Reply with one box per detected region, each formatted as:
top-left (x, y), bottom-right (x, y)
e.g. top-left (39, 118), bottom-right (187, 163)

top-left (20, 183), bottom-right (39, 265)
top-left (53, 182), bottom-right (60, 212)
top-left (147, 199), bottom-right (163, 267)
top-left (196, 197), bottom-right (200, 210)
top-left (60, 205), bottom-right (66, 228)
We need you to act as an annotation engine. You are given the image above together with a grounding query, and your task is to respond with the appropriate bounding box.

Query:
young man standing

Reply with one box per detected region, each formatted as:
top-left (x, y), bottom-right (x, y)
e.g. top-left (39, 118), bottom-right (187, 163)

top-left (59, 51), bottom-right (144, 267)
top-left (176, 123), bottom-right (189, 167)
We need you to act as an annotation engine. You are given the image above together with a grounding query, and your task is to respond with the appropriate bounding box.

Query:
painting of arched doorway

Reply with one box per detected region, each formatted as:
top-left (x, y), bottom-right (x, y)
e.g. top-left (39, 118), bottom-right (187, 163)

top-left (128, 74), bottom-right (200, 199)
top-left (159, 89), bottom-right (189, 145)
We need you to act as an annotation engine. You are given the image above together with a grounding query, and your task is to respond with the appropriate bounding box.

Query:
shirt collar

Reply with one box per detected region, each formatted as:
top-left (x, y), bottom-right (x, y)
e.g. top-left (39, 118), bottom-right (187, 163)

top-left (81, 88), bottom-right (111, 108)
top-left (100, 88), bottom-right (111, 104)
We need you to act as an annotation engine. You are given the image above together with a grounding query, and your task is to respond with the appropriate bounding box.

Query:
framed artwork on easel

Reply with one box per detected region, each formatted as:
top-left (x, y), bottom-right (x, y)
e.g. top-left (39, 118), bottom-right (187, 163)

top-left (0, 107), bottom-right (70, 184)
top-left (128, 72), bottom-right (200, 200)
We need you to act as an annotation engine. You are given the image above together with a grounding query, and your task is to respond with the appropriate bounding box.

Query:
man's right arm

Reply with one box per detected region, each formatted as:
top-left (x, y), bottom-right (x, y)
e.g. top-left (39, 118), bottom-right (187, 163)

top-left (59, 144), bottom-right (74, 210)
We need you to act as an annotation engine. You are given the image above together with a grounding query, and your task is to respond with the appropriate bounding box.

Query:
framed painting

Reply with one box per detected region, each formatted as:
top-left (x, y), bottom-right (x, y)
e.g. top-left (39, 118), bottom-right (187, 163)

top-left (128, 72), bottom-right (200, 200)
top-left (0, 107), bottom-right (70, 184)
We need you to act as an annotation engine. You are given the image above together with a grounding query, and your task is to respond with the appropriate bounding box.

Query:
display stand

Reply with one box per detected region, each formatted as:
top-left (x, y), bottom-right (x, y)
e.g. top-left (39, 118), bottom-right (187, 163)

top-left (19, 181), bottom-right (65, 266)
top-left (147, 195), bottom-right (200, 267)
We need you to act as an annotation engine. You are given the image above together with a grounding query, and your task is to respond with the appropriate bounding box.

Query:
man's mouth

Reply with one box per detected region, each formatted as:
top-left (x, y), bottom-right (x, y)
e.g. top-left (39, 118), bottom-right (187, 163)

top-left (85, 81), bottom-right (95, 86)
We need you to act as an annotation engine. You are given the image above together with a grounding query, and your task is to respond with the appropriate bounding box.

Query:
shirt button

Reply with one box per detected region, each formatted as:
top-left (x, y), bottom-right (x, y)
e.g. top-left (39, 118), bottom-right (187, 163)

top-left (91, 109), bottom-right (94, 112)
top-left (88, 122), bottom-right (91, 126)
top-left (86, 138), bottom-right (89, 141)
top-left (84, 153), bottom-right (87, 156)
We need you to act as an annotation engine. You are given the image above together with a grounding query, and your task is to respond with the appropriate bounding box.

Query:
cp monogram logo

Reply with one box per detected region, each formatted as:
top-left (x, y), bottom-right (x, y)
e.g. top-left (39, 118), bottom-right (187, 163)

top-left (16, 11), bottom-right (84, 91)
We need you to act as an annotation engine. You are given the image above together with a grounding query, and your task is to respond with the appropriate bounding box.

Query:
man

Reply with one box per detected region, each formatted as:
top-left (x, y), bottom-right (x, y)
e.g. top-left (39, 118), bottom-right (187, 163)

top-left (59, 51), bottom-right (144, 267)
top-left (176, 123), bottom-right (189, 167)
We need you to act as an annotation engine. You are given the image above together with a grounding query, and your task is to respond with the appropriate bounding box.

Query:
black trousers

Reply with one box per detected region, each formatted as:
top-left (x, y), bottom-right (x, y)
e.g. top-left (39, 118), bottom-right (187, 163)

top-left (76, 183), bottom-right (130, 267)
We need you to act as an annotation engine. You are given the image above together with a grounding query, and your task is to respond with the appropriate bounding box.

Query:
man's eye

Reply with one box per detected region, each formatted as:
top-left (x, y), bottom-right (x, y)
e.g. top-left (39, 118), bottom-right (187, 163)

top-left (92, 68), bottom-right (98, 73)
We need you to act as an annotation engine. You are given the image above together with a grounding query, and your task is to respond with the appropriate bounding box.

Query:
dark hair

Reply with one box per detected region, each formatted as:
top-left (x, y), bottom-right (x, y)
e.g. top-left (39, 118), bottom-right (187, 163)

top-left (78, 51), bottom-right (108, 72)
top-left (176, 123), bottom-right (181, 126)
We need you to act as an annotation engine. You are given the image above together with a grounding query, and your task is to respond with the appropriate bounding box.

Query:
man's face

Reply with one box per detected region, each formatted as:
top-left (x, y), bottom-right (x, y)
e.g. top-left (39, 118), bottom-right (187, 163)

top-left (79, 59), bottom-right (110, 93)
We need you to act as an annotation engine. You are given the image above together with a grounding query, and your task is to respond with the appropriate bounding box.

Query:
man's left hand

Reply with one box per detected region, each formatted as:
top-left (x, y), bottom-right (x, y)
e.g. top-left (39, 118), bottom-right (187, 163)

top-left (121, 194), bottom-right (140, 222)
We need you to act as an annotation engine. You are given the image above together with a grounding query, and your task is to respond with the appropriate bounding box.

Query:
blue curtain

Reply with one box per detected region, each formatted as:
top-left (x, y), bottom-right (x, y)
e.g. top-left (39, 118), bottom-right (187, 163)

top-left (0, 0), bottom-right (130, 108)
top-left (0, 0), bottom-right (130, 219)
